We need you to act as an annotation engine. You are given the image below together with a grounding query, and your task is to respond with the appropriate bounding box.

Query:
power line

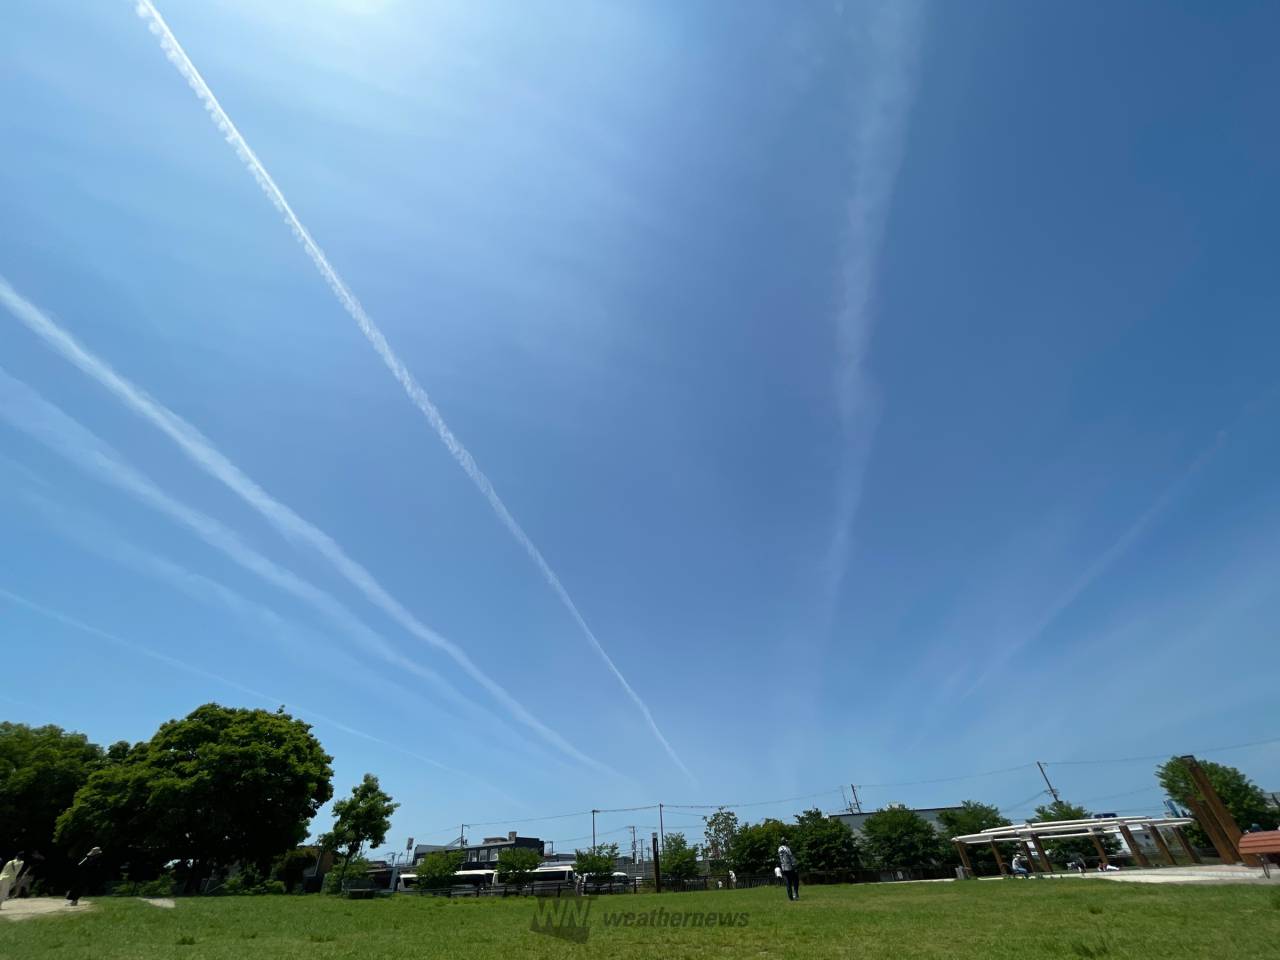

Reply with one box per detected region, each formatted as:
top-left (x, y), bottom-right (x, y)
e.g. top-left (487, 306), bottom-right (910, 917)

top-left (1044, 734), bottom-right (1280, 766)
top-left (857, 763), bottom-right (1038, 789)
top-left (666, 788), bottom-right (844, 811)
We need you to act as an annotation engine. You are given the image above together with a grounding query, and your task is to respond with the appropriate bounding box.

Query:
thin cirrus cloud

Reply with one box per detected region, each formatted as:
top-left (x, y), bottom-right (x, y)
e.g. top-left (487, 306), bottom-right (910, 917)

top-left (0, 585), bottom-right (523, 808)
top-left (0, 278), bottom-right (613, 776)
top-left (0, 358), bottom-right (609, 776)
top-left (132, 0), bottom-right (691, 783)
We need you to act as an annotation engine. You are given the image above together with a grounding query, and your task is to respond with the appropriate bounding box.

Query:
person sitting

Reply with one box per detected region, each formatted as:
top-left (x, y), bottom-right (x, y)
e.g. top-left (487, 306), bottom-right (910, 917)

top-left (1010, 853), bottom-right (1031, 878)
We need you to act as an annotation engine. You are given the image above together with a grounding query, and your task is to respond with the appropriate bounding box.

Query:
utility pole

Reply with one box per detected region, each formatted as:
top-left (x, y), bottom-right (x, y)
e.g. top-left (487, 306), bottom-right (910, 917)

top-left (630, 826), bottom-right (637, 864)
top-left (592, 809), bottom-right (598, 849)
top-left (850, 784), bottom-right (863, 814)
top-left (658, 803), bottom-right (665, 856)
top-left (1036, 762), bottom-right (1061, 805)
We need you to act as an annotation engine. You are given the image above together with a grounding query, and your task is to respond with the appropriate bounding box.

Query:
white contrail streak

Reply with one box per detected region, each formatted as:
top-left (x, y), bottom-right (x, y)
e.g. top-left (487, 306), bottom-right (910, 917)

top-left (961, 431), bottom-right (1231, 698)
top-left (823, 0), bottom-right (924, 615)
top-left (131, 0), bottom-right (689, 781)
top-left (0, 586), bottom-right (522, 805)
top-left (0, 283), bottom-right (609, 774)
top-left (0, 362), bottom-right (609, 774)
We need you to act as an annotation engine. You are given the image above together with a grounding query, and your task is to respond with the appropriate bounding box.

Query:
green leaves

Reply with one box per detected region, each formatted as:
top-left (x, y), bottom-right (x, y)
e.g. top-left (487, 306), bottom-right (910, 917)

top-left (661, 832), bottom-right (700, 880)
top-left (861, 806), bottom-right (946, 869)
top-left (55, 703), bottom-right (334, 878)
top-left (1157, 757), bottom-right (1276, 833)
top-left (574, 843), bottom-right (620, 881)
top-left (495, 846), bottom-right (542, 885)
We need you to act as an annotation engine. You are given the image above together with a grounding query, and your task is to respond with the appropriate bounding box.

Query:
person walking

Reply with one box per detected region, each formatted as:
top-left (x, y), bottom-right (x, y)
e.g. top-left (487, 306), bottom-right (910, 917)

top-left (0, 852), bottom-right (25, 909)
top-left (66, 846), bottom-right (103, 906)
top-left (778, 838), bottom-right (800, 901)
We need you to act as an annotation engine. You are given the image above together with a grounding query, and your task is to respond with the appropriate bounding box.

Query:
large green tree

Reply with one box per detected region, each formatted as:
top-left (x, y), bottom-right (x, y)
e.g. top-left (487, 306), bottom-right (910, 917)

top-left (860, 806), bottom-right (946, 868)
top-left (1157, 757), bottom-right (1276, 838)
top-left (702, 807), bottom-right (739, 869)
top-left (660, 832), bottom-right (700, 881)
top-left (57, 704), bottom-right (333, 882)
top-left (727, 818), bottom-right (787, 874)
top-left (792, 808), bottom-right (861, 873)
top-left (0, 723), bottom-right (105, 861)
top-left (938, 801), bottom-right (1009, 874)
top-left (320, 773), bottom-right (399, 887)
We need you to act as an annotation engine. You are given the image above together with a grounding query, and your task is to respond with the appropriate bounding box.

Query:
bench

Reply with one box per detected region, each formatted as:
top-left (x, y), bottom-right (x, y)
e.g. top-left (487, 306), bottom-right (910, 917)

top-left (1238, 831), bottom-right (1280, 878)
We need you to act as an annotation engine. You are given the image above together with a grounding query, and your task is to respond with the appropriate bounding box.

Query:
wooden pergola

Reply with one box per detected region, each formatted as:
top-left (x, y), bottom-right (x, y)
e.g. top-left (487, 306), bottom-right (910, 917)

top-left (950, 815), bottom-right (1198, 876)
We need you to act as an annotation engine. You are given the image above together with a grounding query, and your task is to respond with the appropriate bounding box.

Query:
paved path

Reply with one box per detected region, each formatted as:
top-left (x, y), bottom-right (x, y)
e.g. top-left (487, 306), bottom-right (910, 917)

top-left (1088, 864), bottom-right (1278, 885)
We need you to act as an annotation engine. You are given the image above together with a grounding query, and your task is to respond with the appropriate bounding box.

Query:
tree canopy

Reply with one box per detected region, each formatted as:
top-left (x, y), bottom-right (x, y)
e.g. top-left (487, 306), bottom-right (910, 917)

top-left (495, 846), bottom-right (542, 886)
top-left (860, 806), bottom-right (946, 868)
top-left (1157, 757), bottom-right (1277, 833)
top-left (792, 807), bottom-right (860, 873)
top-left (1031, 799), bottom-right (1119, 864)
top-left (727, 818), bottom-right (787, 874)
top-left (702, 807), bottom-right (739, 867)
top-left (660, 832), bottom-right (700, 880)
top-left (415, 849), bottom-right (464, 889)
top-left (0, 722), bottom-right (105, 862)
top-left (320, 773), bottom-right (399, 884)
top-left (937, 801), bottom-right (1009, 872)
top-left (573, 842), bottom-right (619, 881)
top-left (56, 703), bottom-right (333, 879)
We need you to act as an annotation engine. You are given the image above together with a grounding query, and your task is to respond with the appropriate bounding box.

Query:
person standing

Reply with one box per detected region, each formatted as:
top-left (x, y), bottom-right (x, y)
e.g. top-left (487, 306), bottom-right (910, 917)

top-left (778, 839), bottom-right (799, 901)
top-left (66, 847), bottom-right (103, 906)
top-left (0, 852), bottom-right (25, 909)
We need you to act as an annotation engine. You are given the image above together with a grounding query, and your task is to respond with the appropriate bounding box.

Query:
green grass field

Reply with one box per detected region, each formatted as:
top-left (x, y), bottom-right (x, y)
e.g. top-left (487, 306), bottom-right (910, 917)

top-left (4, 881), bottom-right (1279, 959)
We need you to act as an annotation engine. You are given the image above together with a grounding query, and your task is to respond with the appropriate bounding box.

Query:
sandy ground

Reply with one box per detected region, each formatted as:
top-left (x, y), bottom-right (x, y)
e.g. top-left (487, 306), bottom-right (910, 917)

top-left (0, 897), bottom-right (90, 921)
top-left (142, 897), bottom-right (176, 908)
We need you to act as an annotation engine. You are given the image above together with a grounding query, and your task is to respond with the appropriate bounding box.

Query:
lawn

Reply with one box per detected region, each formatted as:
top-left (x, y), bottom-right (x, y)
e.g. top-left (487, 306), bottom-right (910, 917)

top-left (3, 880), bottom-right (1278, 959)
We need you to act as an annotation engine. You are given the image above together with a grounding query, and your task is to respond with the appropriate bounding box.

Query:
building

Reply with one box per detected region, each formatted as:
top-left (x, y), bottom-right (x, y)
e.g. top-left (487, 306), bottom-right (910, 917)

top-left (461, 831), bottom-right (545, 867)
top-left (831, 806), bottom-right (964, 835)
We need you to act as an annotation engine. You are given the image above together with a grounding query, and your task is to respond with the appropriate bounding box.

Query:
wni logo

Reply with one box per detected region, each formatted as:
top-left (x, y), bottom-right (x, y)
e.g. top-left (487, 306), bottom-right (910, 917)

top-left (529, 898), bottom-right (593, 944)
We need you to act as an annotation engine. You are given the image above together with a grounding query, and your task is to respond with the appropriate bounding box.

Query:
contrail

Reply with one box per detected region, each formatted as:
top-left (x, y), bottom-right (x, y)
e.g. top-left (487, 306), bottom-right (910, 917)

top-left (131, 0), bottom-right (690, 781)
top-left (0, 363), bottom-right (610, 775)
top-left (823, 0), bottom-right (924, 616)
top-left (961, 430), bottom-right (1232, 698)
top-left (0, 586), bottom-right (523, 805)
top-left (17, 486), bottom-right (550, 770)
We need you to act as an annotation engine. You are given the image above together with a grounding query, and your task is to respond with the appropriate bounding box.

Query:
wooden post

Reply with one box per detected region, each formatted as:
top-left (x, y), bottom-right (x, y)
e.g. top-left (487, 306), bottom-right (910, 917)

top-left (1030, 834), bottom-right (1055, 873)
top-left (651, 832), bottom-right (661, 893)
top-left (1118, 824), bottom-right (1150, 868)
top-left (1185, 796), bottom-right (1237, 864)
top-left (1172, 826), bottom-right (1202, 864)
top-left (1019, 839), bottom-right (1041, 872)
top-left (954, 842), bottom-right (974, 877)
top-left (989, 842), bottom-right (1008, 877)
top-left (1146, 826), bottom-right (1176, 866)
top-left (1181, 755), bottom-right (1262, 867)
top-left (1089, 831), bottom-right (1110, 868)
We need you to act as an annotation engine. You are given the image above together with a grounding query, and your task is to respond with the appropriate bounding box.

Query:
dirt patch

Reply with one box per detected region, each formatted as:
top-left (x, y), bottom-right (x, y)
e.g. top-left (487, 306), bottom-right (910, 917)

top-left (142, 897), bottom-right (176, 908)
top-left (0, 897), bottom-right (90, 921)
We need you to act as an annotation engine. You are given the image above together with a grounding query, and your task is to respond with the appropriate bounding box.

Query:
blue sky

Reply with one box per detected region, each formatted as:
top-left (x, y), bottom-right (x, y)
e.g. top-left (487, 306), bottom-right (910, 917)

top-left (3, 0), bottom-right (1279, 856)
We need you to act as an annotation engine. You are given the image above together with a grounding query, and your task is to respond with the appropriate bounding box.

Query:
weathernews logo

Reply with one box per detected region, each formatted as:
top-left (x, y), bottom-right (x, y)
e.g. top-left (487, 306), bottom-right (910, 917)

top-left (530, 900), bottom-right (749, 944)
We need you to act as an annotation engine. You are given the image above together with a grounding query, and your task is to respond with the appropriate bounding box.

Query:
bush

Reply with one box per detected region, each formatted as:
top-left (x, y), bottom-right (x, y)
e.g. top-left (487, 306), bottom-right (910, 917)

top-left (323, 856), bottom-right (371, 893)
top-left (137, 876), bottom-right (175, 898)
